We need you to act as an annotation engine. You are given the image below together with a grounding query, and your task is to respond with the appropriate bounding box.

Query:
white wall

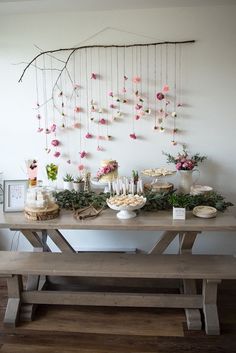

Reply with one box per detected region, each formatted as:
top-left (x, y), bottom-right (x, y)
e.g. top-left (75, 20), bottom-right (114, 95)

top-left (0, 4), bottom-right (236, 253)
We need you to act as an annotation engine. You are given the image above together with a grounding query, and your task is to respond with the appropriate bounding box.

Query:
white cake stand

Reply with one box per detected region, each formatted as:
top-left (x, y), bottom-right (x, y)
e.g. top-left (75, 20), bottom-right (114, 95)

top-left (107, 197), bottom-right (146, 219)
top-left (91, 177), bottom-right (109, 192)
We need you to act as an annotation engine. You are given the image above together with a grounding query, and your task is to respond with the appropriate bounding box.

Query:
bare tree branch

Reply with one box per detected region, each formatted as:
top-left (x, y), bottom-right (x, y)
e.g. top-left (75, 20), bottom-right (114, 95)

top-left (18, 40), bottom-right (195, 83)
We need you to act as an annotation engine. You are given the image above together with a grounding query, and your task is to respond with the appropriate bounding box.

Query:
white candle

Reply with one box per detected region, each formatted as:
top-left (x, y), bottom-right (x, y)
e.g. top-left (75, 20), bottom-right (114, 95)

top-left (122, 183), bottom-right (126, 195)
top-left (137, 181), bottom-right (140, 194)
top-left (139, 179), bottom-right (143, 193)
top-left (131, 181), bottom-right (134, 195)
top-left (116, 184), bottom-right (120, 195)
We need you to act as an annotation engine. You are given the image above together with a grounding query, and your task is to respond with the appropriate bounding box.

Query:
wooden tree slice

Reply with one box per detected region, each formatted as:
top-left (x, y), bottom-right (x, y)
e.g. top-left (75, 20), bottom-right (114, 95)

top-left (24, 204), bottom-right (60, 221)
top-left (144, 182), bottom-right (174, 193)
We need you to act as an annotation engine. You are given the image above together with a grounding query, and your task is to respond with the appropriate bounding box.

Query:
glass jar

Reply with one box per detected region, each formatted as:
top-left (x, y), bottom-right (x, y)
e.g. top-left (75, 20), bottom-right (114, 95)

top-left (25, 186), bottom-right (56, 209)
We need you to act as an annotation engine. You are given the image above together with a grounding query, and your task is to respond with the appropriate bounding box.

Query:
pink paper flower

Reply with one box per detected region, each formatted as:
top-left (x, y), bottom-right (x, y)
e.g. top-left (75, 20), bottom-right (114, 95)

top-left (110, 104), bottom-right (115, 109)
top-left (122, 87), bottom-right (127, 93)
top-left (135, 104), bottom-right (142, 110)
top-left (91, 73), bottom-right (97, 79)
top-left (156, 92), bottom-right (165, 100)
top-left (135, 115), bottom-right (140, 120)
top-left (54, 151), bottom-right (60, 158)
top-left (51, 139), bottom-right (60, 147)
top-left (74, 106), bottom-right (80, 113)
top-left (162, 84), bottom-right (169, 93)
top-left (132, 76), bottom-right (141, 84)
top-left (50, 124), bottom-right (56, 132)
top-left (109, 91), bottom-right (113, 97)
top-left (97, 145), bottom-right (103, 151)
top-left (85, 132), bottom-right (93, 139)
top-left (99, 118), bottom-right (106, 125)
top-left (79, 151), bottom-right (87, 158)
top-left (78, 164), bottom-right (84, 171)
top-left (130, 133), bottom-right (137, 139)
top-left (73, 122), bottom-right (80, 128)
top-left (37, 128), bottom-right (43, 133)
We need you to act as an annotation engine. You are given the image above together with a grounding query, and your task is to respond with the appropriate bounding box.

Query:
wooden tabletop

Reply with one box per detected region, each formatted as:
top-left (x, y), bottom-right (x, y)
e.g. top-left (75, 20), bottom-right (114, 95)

top-left (0, 208), bottom-right (236, 231)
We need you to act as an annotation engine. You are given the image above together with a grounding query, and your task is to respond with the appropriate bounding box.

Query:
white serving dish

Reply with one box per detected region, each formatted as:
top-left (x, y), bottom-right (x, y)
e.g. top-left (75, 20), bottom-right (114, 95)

top-left (107, 195), bottom-right (146, 219)
top-left (190, 185), bottom-right (213, 195)
top-left (193, 206), bottom-right (217, 218)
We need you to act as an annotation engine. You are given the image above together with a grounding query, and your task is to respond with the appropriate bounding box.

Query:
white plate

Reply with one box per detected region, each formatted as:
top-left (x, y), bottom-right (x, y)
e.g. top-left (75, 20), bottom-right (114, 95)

top-left (193, 206), bottom-right (217, 218)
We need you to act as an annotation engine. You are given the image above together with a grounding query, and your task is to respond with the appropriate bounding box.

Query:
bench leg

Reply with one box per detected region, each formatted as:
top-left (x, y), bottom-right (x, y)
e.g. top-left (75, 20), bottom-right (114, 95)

top-left (4, 275), bottom-right (23, 327)
top-left (180, 232), bottom-right (202, 331)
top-left (183, 279), bottom-right (202, 330)
top-left (19, 229), bottom-right (45, 322)
top-left (202, 279), bottom-right (221, 335)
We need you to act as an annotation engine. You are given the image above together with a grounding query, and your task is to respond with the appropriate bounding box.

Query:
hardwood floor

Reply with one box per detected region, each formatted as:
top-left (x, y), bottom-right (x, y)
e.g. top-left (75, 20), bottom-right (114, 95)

top-left (0, 279), bottom-right (235, 352)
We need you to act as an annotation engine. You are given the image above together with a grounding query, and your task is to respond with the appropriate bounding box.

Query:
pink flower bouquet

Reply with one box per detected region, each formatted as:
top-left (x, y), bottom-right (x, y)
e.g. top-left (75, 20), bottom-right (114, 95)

top-left (163, 146), bottom-right (207, 171)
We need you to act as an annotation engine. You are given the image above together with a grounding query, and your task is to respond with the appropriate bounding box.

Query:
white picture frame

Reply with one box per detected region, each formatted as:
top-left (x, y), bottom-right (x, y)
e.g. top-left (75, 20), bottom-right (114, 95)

top-left (3, 180), bottom-right (28, 212)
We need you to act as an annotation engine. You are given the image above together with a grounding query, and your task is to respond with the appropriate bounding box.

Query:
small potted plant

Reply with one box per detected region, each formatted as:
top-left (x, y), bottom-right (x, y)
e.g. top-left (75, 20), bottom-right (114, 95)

top-left (73, 176), bottom-right (84, 192)
top-left (168, 193), bottom-right (191, 220)
top-left (63, 173), bottom-right (74, 191)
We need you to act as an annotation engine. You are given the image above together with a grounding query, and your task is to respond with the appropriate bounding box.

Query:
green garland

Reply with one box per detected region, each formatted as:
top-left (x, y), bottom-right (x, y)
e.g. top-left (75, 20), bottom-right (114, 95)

top-left (55, 190), bottom-right (109, 210)
top-left (54, 190), bottom-right (233, 212)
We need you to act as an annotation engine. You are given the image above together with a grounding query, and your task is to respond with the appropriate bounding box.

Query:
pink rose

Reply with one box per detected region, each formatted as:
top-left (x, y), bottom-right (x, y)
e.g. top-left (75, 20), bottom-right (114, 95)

top-left (51, 139), bottom-right (59, 147)
top-left (176, 162), bottom-right (182, 170)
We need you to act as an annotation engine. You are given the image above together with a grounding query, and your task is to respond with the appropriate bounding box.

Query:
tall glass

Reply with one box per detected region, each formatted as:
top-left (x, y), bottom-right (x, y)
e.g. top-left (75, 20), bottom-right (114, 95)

top-left (46, 163), bottom-right (58, 190)
top-left (26, 160), bottom-right (38, 187)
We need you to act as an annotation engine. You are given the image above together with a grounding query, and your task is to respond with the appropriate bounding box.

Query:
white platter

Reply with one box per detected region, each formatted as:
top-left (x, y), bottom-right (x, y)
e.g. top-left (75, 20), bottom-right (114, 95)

top-left (193, 206), bottom-right (217, 218)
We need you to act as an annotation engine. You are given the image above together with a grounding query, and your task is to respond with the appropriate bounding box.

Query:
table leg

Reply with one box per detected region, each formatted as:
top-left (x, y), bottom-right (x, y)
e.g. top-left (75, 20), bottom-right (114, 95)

top-left (148, 231), bottom-right (179, 254)
top-left (203, 279), bottom-right (221, 335)
top-left (180, 232), bottom-right (202, 330)
top-left (46, 229), bottom-right (76, 253)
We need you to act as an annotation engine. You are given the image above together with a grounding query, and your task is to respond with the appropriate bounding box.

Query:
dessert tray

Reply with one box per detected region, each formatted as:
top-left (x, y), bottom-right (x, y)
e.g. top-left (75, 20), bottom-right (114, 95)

top-left (142, 168), bottom-right (176, 193)
top-left (107, 194), bottom-right (146, 219)
top-left (192, 206), bottom-right (217, 219)
top-left (141, 168), bottom-right (176, 177)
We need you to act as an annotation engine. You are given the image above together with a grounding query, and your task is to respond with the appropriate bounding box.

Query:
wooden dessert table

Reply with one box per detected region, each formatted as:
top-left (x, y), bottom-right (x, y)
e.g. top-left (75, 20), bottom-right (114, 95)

top-left (0, 208), bottom-right (236, 335)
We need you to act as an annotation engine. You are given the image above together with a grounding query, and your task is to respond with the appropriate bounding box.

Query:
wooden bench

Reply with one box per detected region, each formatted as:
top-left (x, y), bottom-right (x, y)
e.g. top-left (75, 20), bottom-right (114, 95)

top-left (0, 251), bottom-right (236, 335)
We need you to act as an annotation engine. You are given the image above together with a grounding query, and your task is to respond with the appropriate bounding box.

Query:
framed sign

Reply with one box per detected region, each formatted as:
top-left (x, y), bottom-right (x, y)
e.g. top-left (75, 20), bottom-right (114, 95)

top-left (3, 180), bottom-right (28, 212)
